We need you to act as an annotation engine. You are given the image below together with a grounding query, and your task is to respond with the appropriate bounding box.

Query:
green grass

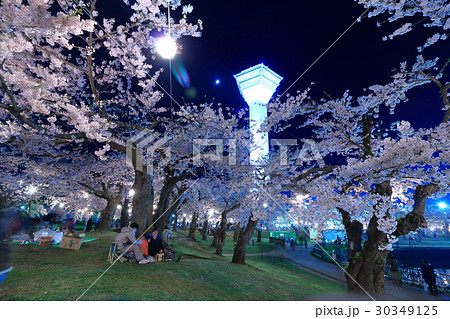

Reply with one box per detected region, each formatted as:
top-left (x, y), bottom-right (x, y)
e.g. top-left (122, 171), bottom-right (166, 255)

top-left (1, 230), bottom-right (345, 301)
top-left (185, 230), bottom-right (278, 255)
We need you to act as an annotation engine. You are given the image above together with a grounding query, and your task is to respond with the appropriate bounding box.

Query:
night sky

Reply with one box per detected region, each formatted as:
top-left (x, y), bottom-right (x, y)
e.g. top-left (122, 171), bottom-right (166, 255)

top-left (100, 1), bottom-right (447, 129)
top-left (150, 0), bottom-right (446, 130)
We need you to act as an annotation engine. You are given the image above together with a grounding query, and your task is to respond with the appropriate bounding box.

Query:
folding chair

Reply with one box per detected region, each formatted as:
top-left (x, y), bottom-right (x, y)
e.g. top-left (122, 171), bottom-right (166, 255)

top-left (107, 242), bottom-right (122, 263)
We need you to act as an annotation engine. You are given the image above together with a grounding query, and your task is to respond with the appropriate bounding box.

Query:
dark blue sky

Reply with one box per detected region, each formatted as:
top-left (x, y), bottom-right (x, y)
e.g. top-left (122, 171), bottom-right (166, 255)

top-left (150, 0), bottom-right (446, 130)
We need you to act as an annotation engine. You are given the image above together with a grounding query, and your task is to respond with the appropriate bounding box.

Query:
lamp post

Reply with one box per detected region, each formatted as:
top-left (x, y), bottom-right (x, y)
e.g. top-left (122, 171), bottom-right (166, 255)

top-left (234, 64), bottom-right (282, 165)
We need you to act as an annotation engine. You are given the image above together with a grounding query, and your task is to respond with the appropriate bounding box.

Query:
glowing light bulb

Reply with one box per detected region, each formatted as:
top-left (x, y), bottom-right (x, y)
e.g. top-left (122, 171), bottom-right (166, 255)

top-left (156, 36), bottom-right (177, 59)
top-left (438, 202), bottom-right (448, 209)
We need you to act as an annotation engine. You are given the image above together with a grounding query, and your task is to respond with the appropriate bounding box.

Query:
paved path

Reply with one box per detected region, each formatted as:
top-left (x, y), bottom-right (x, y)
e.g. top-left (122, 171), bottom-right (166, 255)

top-left (280, 245), bottom-right (449, 301)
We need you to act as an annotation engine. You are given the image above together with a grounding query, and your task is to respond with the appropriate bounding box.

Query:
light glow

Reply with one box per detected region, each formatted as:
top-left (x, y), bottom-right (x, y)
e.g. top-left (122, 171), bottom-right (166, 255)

top-left (156, 36), bottom-right (177, 59)
top-left (28, 186), bottom-right (37, 195)
top-left (438, 202), bottom-right (448, 209)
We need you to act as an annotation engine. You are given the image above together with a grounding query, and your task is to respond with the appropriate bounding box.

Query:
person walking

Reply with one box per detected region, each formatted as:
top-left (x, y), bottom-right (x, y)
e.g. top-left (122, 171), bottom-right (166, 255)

top-left (421, 258), bottom-right (438, 295)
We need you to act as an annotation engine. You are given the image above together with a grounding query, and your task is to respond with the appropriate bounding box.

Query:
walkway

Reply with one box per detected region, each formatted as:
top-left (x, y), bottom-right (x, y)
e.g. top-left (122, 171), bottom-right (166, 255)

top-left (280, 245), bottom-right (449, 301)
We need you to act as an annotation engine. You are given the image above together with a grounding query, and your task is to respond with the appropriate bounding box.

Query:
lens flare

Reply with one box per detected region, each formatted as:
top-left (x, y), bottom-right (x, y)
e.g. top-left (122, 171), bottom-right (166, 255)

top-left (172, 58), bottom-right (191, 88)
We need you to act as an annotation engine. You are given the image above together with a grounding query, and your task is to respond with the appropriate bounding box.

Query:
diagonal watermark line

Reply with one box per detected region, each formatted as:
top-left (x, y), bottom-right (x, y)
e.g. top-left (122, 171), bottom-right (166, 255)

top-left (252, 179), bottom-right (377, 301)
top-left (75, 178), bottom-right (199, 301)
top-left (67, 0), bottom-right (199, 125)
top-left (276, 7), bottom-right (371, 101)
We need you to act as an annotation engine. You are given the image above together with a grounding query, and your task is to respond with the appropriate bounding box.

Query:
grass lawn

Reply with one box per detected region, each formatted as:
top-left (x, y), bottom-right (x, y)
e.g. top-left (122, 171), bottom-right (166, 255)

top-left (1, 230), bottom-right (345, 301)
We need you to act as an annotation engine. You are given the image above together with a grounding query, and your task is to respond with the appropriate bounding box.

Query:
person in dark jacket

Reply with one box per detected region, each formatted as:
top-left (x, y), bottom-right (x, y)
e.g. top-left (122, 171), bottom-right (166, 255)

top-left (85, 217), bottom-right (93, 232)
top-left (421, 258), bottom-right (438, 295)
top-left (147, 229), bottom-right (164, 257)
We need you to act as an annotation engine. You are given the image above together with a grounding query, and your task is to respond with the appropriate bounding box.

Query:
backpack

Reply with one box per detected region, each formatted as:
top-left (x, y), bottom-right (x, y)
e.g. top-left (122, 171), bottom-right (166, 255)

top-left (164, 251), bottom-right (175, 261)
top-left (127, 251), bottom-right (138, 264)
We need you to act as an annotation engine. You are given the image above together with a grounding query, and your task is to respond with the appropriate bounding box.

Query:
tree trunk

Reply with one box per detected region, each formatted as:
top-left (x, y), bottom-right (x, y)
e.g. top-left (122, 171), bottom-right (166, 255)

top-left (232, 216), bottom-right (258, 264)
top-left (150, 172), bottom-right (189, 235)
top-left (340, 182), bottom-right (437, 297)
top-left (99, 195), bottom-right (121, 231)
top-left (151, 178), bottom-right (174, 235)
top-left (201, 219), bottom-right (209, 240)
top-left (181, 215), bottom-right (186, 230)
top-left (188, 212), bottom-right (198, 240)
top-left (120, 197), bottom-right (130, 228)
top-left (215, 210), bottom-right (228, 255)
top-left (233, 223), bottom-right (241, 242)
top-left (256, 228), bottom-right (262, 243)
top-left (343, 214), bottom-right (390, 297)
top-left (211, 222), bottom-right (220, 247)
top-left (131, 168), bottom-right (153, 235)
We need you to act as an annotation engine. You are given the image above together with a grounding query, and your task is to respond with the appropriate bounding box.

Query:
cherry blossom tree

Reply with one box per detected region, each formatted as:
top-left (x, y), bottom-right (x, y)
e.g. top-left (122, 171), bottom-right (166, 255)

top-left (0, 0), bottom-right (202, 231)
top-left (262, 0), bottom-right (450, 296)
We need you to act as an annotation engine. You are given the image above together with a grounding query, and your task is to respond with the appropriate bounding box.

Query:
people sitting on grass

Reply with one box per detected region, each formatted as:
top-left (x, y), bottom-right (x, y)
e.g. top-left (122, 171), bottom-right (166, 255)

top-left (114, 223), bottom-right (152, 264)
top-left (63, 214), bottom-right (75, 235)
top-left (147, 229), bottom-right (164, 257)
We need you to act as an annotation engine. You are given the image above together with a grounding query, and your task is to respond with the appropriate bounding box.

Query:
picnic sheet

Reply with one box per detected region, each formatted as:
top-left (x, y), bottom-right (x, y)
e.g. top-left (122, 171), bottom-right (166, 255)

top-left (10, 237), bottom-right (98, 246)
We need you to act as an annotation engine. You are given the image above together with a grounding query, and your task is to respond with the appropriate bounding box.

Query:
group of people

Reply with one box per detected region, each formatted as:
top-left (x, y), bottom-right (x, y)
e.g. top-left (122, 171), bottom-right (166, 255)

top-left (113, 223), bottom-right (171, 265)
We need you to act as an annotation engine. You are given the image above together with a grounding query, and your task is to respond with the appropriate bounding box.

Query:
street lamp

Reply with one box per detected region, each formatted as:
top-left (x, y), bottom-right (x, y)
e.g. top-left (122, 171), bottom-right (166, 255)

top-left (234, 63), bottom-right (283, 165)
top-left (156, 36), bottom-right (177, 59)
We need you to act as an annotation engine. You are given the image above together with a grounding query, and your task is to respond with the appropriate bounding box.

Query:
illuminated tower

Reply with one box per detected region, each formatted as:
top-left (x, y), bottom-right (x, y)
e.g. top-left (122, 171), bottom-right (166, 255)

top-left (234, 63), bottom-right (283, 165)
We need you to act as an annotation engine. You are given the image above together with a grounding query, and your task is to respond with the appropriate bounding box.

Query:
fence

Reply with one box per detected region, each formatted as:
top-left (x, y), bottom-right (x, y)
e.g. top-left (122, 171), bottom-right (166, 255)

top-left (386, 266), bottom-right (450, 294)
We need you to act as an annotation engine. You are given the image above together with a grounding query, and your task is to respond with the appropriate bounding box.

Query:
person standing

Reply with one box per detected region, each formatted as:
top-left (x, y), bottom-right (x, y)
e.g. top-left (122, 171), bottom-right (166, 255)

top-left (85, 217), bottom-right (93, 232)
top-left (162, 226), bottom-right (172, 247)
top-left (114, 223), bottom-right (151, 264)
top-left (421, 258), bottom-right (438, 295)
top-left (304, 236), bottom-right (308, 248)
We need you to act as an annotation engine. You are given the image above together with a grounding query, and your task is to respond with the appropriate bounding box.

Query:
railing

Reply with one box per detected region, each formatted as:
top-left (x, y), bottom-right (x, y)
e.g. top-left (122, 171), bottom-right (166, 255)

top-left (386, 266), bottom-right (450, 294)
top-left (312, 244), bottom-right (348, 266)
